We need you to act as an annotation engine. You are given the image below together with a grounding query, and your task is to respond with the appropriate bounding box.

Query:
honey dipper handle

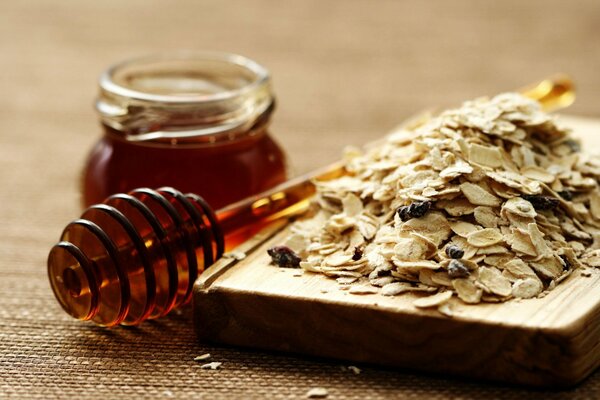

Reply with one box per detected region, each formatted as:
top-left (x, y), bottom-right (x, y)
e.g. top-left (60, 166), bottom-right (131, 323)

top-left (215, 161), bottom-right (345, 235)
top-left (519, 74), bottom-right (575, 112)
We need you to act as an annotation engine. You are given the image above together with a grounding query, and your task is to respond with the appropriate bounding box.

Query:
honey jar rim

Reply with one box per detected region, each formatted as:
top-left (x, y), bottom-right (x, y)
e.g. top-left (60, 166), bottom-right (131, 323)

top-left (98, 50), bottom-right (270, 105)
top-left (96, 51), bottom-right (274, 143)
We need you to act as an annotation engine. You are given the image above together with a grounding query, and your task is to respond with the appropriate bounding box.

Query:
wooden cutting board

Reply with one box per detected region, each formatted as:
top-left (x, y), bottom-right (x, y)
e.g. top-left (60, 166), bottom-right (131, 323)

top-left (193, 116), bottom-right (600, 388)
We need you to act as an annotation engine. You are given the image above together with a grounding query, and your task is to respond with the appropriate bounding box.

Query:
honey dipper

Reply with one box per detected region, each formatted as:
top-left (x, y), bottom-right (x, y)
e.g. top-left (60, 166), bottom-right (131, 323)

top-left (47, 76), bottom-right (574, 326)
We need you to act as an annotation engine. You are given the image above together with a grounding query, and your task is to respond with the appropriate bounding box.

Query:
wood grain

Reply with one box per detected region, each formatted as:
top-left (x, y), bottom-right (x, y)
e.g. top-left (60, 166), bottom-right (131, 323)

top-left (194, 116), bottom-right (600, 387)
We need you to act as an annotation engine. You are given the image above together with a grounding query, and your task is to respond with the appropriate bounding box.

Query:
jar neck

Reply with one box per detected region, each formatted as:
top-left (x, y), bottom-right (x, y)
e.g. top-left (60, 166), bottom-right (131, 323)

top-left (96, 51), bottom-right (274, 145)
top-left (101, 104), bottom-right (274, 148)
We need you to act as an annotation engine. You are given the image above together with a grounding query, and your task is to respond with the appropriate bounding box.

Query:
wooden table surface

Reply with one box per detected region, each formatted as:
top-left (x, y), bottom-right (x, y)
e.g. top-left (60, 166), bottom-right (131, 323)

top-left (1, 1), bottom-right (600, 398)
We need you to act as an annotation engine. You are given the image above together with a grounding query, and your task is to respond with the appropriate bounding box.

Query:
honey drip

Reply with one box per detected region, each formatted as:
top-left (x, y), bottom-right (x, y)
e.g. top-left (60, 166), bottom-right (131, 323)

top-left (47, 76), bottom-right (573, 326)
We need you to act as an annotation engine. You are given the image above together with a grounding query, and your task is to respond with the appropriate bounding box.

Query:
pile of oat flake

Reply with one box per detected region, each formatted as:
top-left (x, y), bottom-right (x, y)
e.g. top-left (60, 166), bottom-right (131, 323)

top-left (284, 93), bottom-right (600, 314)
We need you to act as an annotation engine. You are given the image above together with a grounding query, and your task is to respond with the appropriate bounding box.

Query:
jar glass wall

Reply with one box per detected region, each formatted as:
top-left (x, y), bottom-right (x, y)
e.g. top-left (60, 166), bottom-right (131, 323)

top-left (83, 52), bottom-right (288, 210)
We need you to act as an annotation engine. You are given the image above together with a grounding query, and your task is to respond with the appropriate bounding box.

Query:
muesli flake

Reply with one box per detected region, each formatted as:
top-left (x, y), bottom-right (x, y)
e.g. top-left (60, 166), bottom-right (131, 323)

top-left (278, 92), bottom-right (600, 309)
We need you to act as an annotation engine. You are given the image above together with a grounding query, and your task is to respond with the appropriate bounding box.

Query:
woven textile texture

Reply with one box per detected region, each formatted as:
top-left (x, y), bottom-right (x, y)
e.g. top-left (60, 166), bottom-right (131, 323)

top-left (1, 0), bottom-right (600, 398)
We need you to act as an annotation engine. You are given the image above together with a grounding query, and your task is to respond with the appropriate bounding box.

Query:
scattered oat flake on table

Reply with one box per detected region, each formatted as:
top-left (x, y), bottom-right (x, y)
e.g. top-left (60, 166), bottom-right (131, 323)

top-left (282, 92), bottom-right (600, 308)
top-left (223, 251), bottom-right (246, 260)
top-left (193, 353), bottom-right (211, 361)
top-left (347, 365), bottom-right (361, 375)
top-left (306, 387), bottom-right (328, 398)
top-left (200, 362), bottom-right (222, 370)
top-left (349, 285), bottom-right (378, 295)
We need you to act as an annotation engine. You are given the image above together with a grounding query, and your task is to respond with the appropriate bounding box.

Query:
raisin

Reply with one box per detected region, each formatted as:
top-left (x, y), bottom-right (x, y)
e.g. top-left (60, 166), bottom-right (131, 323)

top-left (352, 246), bottom-right (363, 261)
top-left (557, 190), bottom-right (573, 201)
top-left (521, 195), bottom-right (560, 211)
top-left (396, 201), bottom-right (432, 221)
top-left (447, 259), bottom-right (470, 279)
top-left (267, 246), bottom-right (301, 268)
top-left (375, 269), bottom-right (391, 277)
top-left (397, 206), bottom-right (409, 221)
top-left (445, 245), bottom-right (464, 259)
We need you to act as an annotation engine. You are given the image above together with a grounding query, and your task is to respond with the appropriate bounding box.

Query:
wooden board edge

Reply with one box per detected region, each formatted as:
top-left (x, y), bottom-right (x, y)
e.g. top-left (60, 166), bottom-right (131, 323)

top-left (193, 221), bottom-right (600, 387)
top-left (194, 283), bottom-right (600, 388)
top-left (194, 220), bottom-right (289, 290)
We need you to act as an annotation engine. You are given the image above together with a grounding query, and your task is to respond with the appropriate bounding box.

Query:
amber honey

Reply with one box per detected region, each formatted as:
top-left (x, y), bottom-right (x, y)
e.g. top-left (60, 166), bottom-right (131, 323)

top-left (83, 124), bottom-right (286, 209)
top-left (50, 188), bottom-right (225, 326)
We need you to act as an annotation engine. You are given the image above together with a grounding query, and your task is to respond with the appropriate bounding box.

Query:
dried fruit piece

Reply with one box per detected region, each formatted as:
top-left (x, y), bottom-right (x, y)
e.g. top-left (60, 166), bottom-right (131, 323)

top-left (557, 190), bottom-right (573, 201)
top-left (267, 246), bottom-right (301, 268)
top-left (445, 245), bottom-right (464, 259)
top-left (397, 200), bottom-right (432, 221)
top-left (447, 259), bottom-right (470, 278)
top-left (352, 246), bottom-right (363, 261)
top-left (521, 195), bottom-right (560, 211)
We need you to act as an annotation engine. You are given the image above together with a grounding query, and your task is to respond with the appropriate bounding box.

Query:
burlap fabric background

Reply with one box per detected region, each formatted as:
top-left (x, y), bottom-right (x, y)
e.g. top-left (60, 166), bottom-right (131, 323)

top-left (2, 1), bottom-right (600, 398)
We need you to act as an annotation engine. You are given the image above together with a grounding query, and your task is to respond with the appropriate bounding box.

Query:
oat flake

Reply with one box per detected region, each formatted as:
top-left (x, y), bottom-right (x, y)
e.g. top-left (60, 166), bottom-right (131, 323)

top-left (284, 93), bottom-right (600, 308)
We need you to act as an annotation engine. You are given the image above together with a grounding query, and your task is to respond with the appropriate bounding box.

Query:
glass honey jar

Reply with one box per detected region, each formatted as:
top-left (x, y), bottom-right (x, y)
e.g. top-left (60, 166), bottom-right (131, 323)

top-left (82, 51), bottom-right (287, 210)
